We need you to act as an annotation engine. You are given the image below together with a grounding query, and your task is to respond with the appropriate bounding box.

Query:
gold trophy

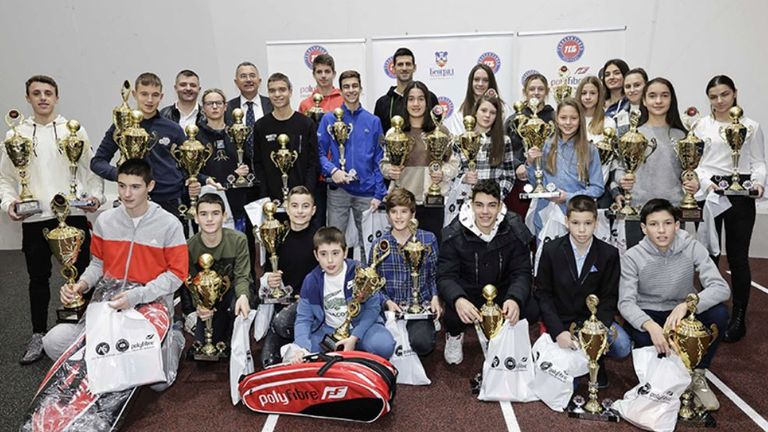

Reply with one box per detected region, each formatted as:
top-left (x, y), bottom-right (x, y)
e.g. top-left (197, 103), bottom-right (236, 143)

top-left (270, 134), bottom-right (298, 206)
top-left (595, 127), bottom-right (617, 165)
top-left (327, 107), bottom-right (357, 180)
top-left (511, 100), bottom-right (529, 136)
top-left (424, 106), bottom-right (451, 207)
top-left (384, 116), bottom-right (412, 192)
top-left (674, 109), bottom-right (706, 221)
top-left (401, 219), bottom-right (432, 320)
top-left (57, 119), bottom-right (91, 208)
top-left (116, 110), bottom-right (156, 166)
top-left (553, 66), bottom-right (573, 104)
top-left (171, 124), bottom-right (213, 220)
top-left (256, 201), bottom-right (292, 304)
top-left (3, 109), bottom-right (42, 216)
top-left (612, 111), bottom-right (657, 219)
top-left (518, 98), bottom-right (558, 199)
top-left (475, 284), bottom-right (505, 341)
top-left (43, 194), bottom-right (87, 323)
top-left (321, 240), bottom-right (391, 352)
top-left (567, 295), bottom-right (620, 422)
top-left (458, 115), bottom-right (481, 172)
top-left (186, 253), bottom-right (232, 361)
top-left (225, 108), bottom-right (255, 188)
top-left (305, 93), bottom-right (325, 124)
top-left (112, 80), bottom-right (132, 143)
top-left (666, 293), bottom-right (718, 424)
top-left (718, 106), bottom-right (757, 196)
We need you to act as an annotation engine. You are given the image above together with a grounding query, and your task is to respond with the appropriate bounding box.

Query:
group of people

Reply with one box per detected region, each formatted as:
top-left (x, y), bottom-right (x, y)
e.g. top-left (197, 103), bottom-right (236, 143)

top-left (1, 46), bottom-right (763, 418)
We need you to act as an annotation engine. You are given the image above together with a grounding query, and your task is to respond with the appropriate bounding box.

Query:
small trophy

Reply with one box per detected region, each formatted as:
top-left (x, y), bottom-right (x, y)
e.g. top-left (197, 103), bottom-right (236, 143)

top-left (518, 98), bottom-right (559, 199)
top-left (553, 66), bottom-right (573, 104)
top-left (321, 240), bottom-right (391, 352)
top-left (305, 93), bottom-right (325, 124)
top-left (112, 80), bottom-right (132, 143)
top-left (256, 201), bottom-right (292, 304)
top-left (43, 194), bottom-right (87, 323)
top-left (666, 293), bottom-right (718, 425)
top-left (57, 119), bottom-right (91, 208)
top-left (270, 134), bottom-right (298, 207)
top-left (567, 295), bottom-right (620, 422)
top-left (717, 106), bottom-right (757, 196)
top-left (116, 110), bottom-right (156, 166)
top-left (401, 219), bottom-right (432, 320)
top-left (225, 108), bottom-right (255, 188)
top-left (327, 107), bottom-right (357, 180)
top-left (595, 127), bottom-right (617, 165)
top-left (458, 116), bottom-right (481, 172)
top-left (3, 110), bottom-right (42, 216)
top-left (171, 124), bottom-right (213, 220)
top-left (186, 253), bottom-right (232, 361)
top-left (674, 108), bottom-right (706, 221)
top-left (424, 106), bottom-right (451, 207)
top-left (612, 111), bottom-right (657, 219)
top-left (475, 284), bottom-right (505, 341)
top-left (384, 116), bottom-right (413, 192)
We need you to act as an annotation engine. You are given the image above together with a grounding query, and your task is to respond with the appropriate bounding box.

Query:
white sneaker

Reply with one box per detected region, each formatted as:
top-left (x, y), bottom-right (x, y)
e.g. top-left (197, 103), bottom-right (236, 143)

top-left (184, 312), bottom-right (198, 335)
top-left (691, 368), bottom-right (719, 411)
top-left (444, 333), bottom-right (464, 365)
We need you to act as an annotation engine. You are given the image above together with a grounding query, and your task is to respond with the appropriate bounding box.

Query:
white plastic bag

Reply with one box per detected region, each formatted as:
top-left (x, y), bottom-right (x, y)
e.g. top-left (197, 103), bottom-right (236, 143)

top-left (361, 208), bottom-right (391, 260)
top-left (230, 310), bottom-right (257, 404)
top-left (529, 333), bottom-right (588, 411)
top-left (85, 302), bottom-right (166, 394)
top-left (253, 303), bottom-right (275, 341)
top-left (385, 314), bottom-right (430, 385)
top-left (532, 203), bottom-right (568, 274)
top-left (613, 346), bottom-right (691, 432)
top-left (478, 319), bottom-right (538, 402)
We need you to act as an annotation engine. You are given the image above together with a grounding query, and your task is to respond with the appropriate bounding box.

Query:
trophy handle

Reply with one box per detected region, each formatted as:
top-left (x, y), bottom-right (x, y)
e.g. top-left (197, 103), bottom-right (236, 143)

top-left (203, 143), bottom-right (214, 163)
top-left (569, 322), bottom-right (578, 338)
top-left (645, 137), bottom-right (658, 160)
top-left (709, 324), bottom-right (719, 346)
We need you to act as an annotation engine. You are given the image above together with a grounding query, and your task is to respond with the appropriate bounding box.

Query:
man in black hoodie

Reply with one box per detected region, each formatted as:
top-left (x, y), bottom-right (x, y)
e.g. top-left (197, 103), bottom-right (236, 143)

top-left (438, 179), bottom-right (533, 365)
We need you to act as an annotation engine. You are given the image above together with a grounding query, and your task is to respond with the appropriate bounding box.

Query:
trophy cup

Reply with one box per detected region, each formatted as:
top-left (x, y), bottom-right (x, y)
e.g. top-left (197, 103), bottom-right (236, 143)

top-left (3, 110), bottom-right (42, 216)
top-left (116, 110), bottom-right (156, 166)
top-left (401, 219), bottom-right (432, 320)
top-left (553, 66), bottom-right (573, 104)
top-left (666, 293), bottom-right (719, 424)
top-left (270, 134), bottom-right (298, 206)
top-left (384, 116), bottom-right (413, 192)
top-left (424, 106), bottom-right (451, 207)
top-left (305, 93), bottom-right (325, 124)
top-left (595, 127), bottom-right (617, 165)
top-left (321, 240), bottom-right (391, 352)
top-left (612, 111), bottom-right (657, 219)
top-left (475, 284), bottom-right (505, 341)
top-left (225, 108), bottom-right (255, 188)
top-left (186, 253), bottom-right (232, 361)
top-left (717, 106), bottom-right (757, 196)
top-left (57, 119), bottom-right (91, 208)
top-left (511, 100), bottom-right (529, 136)
top-left (171, 124), bottom-right (213, 220)
top-left (674, 109), bottom-right (706, 221)
top-left (327, 107), bottom-right (357, 180)
top-left (43, 194), bottom-right (87, 323)
top-left (256, 201), bottom-right (292, 304)
top-left (567, 295), bottom-right (620, 422)
top-left (518, 98), bottom-right (559, 199)
top-left (112, 80), bottom-right (132, 143)
top-left (458, 116), bottom-right (481, 172)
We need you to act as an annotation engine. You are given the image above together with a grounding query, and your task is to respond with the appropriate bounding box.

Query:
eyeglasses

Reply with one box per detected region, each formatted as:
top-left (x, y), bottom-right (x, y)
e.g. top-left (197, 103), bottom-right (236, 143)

top-left (204, 101), bottom-right (225, 107)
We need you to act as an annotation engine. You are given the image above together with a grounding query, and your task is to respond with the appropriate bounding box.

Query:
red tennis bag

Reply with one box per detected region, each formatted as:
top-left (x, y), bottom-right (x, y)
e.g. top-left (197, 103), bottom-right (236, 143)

top-left (239, 351), bottom-right (397, 422)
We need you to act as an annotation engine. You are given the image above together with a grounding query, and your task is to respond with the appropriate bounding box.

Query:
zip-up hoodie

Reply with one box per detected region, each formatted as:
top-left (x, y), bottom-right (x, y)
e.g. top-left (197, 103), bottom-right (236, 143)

top-left (618, 230), bottom-right (730, 331)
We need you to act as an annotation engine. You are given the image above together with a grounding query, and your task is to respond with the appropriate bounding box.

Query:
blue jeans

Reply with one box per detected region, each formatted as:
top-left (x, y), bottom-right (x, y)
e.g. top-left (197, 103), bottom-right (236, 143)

top-left (309, 322), bottom-right (396, 360)
top-left (607, 321), bottom-right (632, 359)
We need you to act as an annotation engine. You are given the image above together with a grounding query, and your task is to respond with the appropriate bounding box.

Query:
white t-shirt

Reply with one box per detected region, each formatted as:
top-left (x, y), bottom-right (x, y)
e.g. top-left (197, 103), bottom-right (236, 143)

top-left (323, 263), bottom-right (348, 329)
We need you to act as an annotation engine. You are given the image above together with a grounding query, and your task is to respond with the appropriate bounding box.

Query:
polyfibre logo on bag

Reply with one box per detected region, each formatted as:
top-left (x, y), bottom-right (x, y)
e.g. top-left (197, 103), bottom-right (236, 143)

top-left (95, 342), bottom-right (110, 356)
top-left (636, 382), bottom-right (675, 403)
top-left (258, 388), bottom-right (321, 406)
top-left (539, 361), bottom-right (569, 383)
top-left (395, 344), bottom-right (415, 357)
top-left (492, 355), bottom-right (529, 371)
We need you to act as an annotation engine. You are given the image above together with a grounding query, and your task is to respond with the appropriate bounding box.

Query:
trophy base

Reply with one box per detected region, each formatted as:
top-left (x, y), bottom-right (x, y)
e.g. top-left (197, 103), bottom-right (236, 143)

top-left (70, 199), bottom-right (94, 209)
top-left (566, 403), bottom-right (620, 422)
top-left (519, 191), bottom-right (560, 200)
top-left (423, 194), bottom-right (445, 208)
top-left (680, 207), bottom-right (703, 222)
top-left (15, 200), bottom-right (42, 216)
top-left (228, 181), bottom-right (254, 189)
top-left (56, 305), bottom-right (86, 324)
top-left (321, 334), bottom-right (343, 353)
top-left (192, 351), bottom-right (228, 362)
top-left (402, 311), bottom-right (434, 321)
top-left (716, 189), bottom-right (759, 197)
top-left (261, 296), bottom-right (292, 305)
top-left (679, 411), bottom-right (717, 428)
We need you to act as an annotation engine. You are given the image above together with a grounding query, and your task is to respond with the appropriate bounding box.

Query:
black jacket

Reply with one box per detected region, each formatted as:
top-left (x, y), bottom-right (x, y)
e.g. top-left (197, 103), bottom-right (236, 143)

top-left (159, 103), bottom-right (206, 127)
top-left (374, 86), bottom-right (438, 133)
top-left (438, 212), bottom-right (533, 309)
top-left (534, 235), bottom-right (620, 337)
top-left (503, 104), bottom-right (555, 170)
top-left (224, 96), bottom-right (274, 125)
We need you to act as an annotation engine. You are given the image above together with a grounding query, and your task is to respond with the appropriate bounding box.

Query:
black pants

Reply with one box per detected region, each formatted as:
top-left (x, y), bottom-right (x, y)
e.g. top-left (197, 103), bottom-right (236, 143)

top-left (261, 303), bottom-right (297, 367)
top-left (22, 216), bottom-right (91, 333)
top-left (314, 181), bottom-right (328, 227)
top-left (712, 196), bottom-right (756, 308)
top-left (194, 288), bottom-right (236, 345)
top-left (415, 205), bottom-right (444, 244)
top-left (404, 319), bottom-right (436, 356)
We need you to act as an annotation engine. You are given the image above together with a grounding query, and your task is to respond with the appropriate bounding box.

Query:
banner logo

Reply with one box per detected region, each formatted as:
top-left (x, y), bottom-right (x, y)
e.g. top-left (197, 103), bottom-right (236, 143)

top-left (437, 96), bottom-right (454, 118)
top-left (430, 51), bottom-right (454, 78)
top-left (575, 66), bottom-right (590, 75)
top-left (304, 45), bottom-right (329, 69)
top-left (521, 69), bottom-right (541, 86)
top-left (435, 51), bottom-right (448, 68)
top-left (321, 386), bottom-right (349, 400)
top-left (557, 35), bottom-right (585, 63)
top-left (477, 52), bottom-right (502, 73)
top-left (383, 56), bottom-right (396, 79)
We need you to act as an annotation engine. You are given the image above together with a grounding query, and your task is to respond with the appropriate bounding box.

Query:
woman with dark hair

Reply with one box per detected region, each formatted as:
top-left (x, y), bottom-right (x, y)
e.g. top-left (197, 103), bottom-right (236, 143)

top-left (615, 67), bottom-right (649, 135)
top-left (576, 75), bottom-right (616, 209)
top-left (602, 59), bottom-right (630, 119)
top-left (694, 75), bottom-right (766, 342)
top-left (446, 64), bottom-right (508, 135)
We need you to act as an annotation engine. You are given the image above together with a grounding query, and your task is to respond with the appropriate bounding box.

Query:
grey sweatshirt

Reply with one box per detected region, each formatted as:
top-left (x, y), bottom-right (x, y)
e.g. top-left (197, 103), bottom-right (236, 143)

top-left (618, 230), bottom-right (730, 331)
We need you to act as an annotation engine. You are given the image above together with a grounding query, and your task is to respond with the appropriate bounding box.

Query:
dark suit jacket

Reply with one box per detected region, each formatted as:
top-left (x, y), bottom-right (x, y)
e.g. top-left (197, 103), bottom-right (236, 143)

top-left (224, 95), bottom-right (273, 125)
top-left (534, 235), bottom-right (620, 337)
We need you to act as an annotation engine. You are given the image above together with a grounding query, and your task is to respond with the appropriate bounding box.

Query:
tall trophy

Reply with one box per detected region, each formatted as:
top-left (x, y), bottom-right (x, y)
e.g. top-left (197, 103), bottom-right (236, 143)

top-left (225, 108), bottom-right (255, 188)
top-left (112, 80), bottom-right (132, 143)
top-left (256, 202), bottom-right (292, 304)
top-left (553, 66), bottom-right (573, 104)
top-left (321, 240), bottom-right (391, 352)
top-left (384, 116), bottom-right (413, 192)
top-left (328, 107), bottom-right (357, 180)
top-left (511, 100), bottom-right (529, 135)
top-left (612, 111), bottom-right (657, 219)
top-left (270, 134), bottom-right (298, 206)
top-left (57, 119), bottom-right (91, 207)
top-left (305, 93), bottom-right (325, 124)
top-left (475, 284), bottom-right (505, 341)
top-left (3, 109), bottom-right (42, 216)
top-left (567, 295), bottom-right (620, 422)
top-left (116, 110), bottom-right (156, 166)
top-left (674, 107), bottom-right (706, 221)
top-left (424, 106), bottom-right (451, 207)
top-left (666, 293), bottom-right (718, 425)
top-left (458, 115), bottom-right (481, 172)
top-left (718, 106), bottom-right (757, 196)
top-left (171, 124), bottom-right (213, 220)
top-left (186, 253), bottom-right (232, 361)
top-left (43, 194), bottom-right (87, 323)
top-left (595, 127), bottom-right (617, 165)
top-left (401, 219), bottom-right (432, 320)
top-left (518, 98), bottom-right (558, 199)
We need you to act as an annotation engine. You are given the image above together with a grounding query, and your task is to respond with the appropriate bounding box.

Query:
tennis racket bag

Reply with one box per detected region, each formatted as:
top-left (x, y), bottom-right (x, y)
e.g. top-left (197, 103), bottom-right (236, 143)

top-left (239, 351), bottom-right (397, 422)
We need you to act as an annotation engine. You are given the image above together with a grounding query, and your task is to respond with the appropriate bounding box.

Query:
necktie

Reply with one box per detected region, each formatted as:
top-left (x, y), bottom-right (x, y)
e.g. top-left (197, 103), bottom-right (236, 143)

top-left (245, 100), bottom-right (255, 149)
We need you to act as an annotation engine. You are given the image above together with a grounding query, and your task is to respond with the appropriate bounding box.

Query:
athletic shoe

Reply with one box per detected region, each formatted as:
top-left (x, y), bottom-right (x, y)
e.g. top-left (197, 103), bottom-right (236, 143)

top-left (691, 368), bottom-right (719, 411)
top-left (184, 311), bottom-right (198, 335)
top-left (20, 333), bottom-right (45, 365)
top-left (444, 333), bottom-right (464, 365)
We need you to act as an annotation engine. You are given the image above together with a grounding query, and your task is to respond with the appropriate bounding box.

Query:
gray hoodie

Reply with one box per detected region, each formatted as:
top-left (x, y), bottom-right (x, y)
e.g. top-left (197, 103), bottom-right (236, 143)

top-left (618, 230), bottom-right (730, 331)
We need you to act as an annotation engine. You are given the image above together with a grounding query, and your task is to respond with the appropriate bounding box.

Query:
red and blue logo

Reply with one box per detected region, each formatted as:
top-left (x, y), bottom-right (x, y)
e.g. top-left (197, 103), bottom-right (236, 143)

top-left (557, 35), bottom-right (584, 63)
top-left (437, 96), bottom-right (454, 119)
top-left (520, 69), bottom-right (541, 86)
top-left (383, 56), bottom-right (396, 79)
top-left (303, 45), bottom-right (329, 69)
top-left (477, 52), bottom-right (502, 74)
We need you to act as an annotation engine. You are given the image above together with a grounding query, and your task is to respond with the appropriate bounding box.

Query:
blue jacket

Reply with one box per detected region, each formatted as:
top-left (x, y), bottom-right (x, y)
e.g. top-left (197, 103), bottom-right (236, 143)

top-left (294, 259), bottom-right (383, 351)
top-left (317, 104), bottom-right (387, 200)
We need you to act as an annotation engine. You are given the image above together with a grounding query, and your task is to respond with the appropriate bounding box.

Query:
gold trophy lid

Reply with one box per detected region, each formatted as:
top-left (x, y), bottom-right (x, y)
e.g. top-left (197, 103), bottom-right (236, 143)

top-left (482, 284), bottom-right (497, 304)
top-left (263, 201), bottom-right (278, 219)
top-left (184, 124), bottom-right (199, 140)
top-left (5, 109), bottom-right (22, 129)
top-left (198, 253), bottom-right (214, 270)
top-left (232, 108), bottom-right (244, 123)
top-left (462, 115), bottom-right (476, 131)
top-left (513, 100), bottom-right (526, 114)
top-left (527, 98), bottom-right (541, 116)
top-left (728, 106), bottom-right (743, 122)
top-left (129, 110), bottom-right (144, 127)
top-left (313, 93), bottom-right (324, 106)
top-left (333, 107), bottom-right (344, 120)
top-left (277, 133), bottom-right (290, 148)
top-left (50, 194), bottom-right (71, 227)
top-left (66, 119), bottom-right (81, 134)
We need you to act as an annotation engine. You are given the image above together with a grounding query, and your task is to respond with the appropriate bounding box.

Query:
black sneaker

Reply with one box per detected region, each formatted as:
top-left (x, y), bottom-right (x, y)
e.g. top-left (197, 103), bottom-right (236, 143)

top-left (20, 333), bottom-right (45, 365)
top-left (470, 372), bottom-right (483, 394)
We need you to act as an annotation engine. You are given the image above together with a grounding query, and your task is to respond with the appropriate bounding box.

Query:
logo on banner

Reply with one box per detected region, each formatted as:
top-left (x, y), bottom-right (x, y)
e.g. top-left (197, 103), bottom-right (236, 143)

top-left (477, 51), bottom-right (502, 73)
top-left (557, 35), bottom-right (585, 63)
top-left (575, 66), bottom-right (590, 75)
top-left (303, 45), bottom-right (329, 69)
top-left (437, 96), bottom-right (454, 118)
top-left (521, 69), bottom-right (541, 86)
top-left (383, 56), bottom-right (396, 79)
top-left (430, 51), bottom-right (454, 78)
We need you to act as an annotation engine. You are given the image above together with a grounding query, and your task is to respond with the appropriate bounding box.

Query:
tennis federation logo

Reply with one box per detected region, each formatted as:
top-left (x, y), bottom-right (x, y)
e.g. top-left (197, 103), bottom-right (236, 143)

top-left (557, 35), bottom-right (585, 63)
top-left (303, 45), bottom-right (329, 69)
top-left (383, 56), bottom-right (396, 79)
top-left (477, 52), bottom-right (502, 74)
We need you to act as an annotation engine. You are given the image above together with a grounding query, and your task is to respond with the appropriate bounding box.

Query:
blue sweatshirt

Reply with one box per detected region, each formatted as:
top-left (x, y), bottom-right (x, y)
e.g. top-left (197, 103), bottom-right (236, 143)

top-left (317, 104), bottom-right (387, 200)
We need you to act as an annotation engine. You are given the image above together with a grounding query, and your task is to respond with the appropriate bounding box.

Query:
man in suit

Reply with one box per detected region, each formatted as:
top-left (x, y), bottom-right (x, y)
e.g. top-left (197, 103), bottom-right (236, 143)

top-left (224, 61), bottom-right (273, 127)
top-left (534, 194), bottom-right (631, 387)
